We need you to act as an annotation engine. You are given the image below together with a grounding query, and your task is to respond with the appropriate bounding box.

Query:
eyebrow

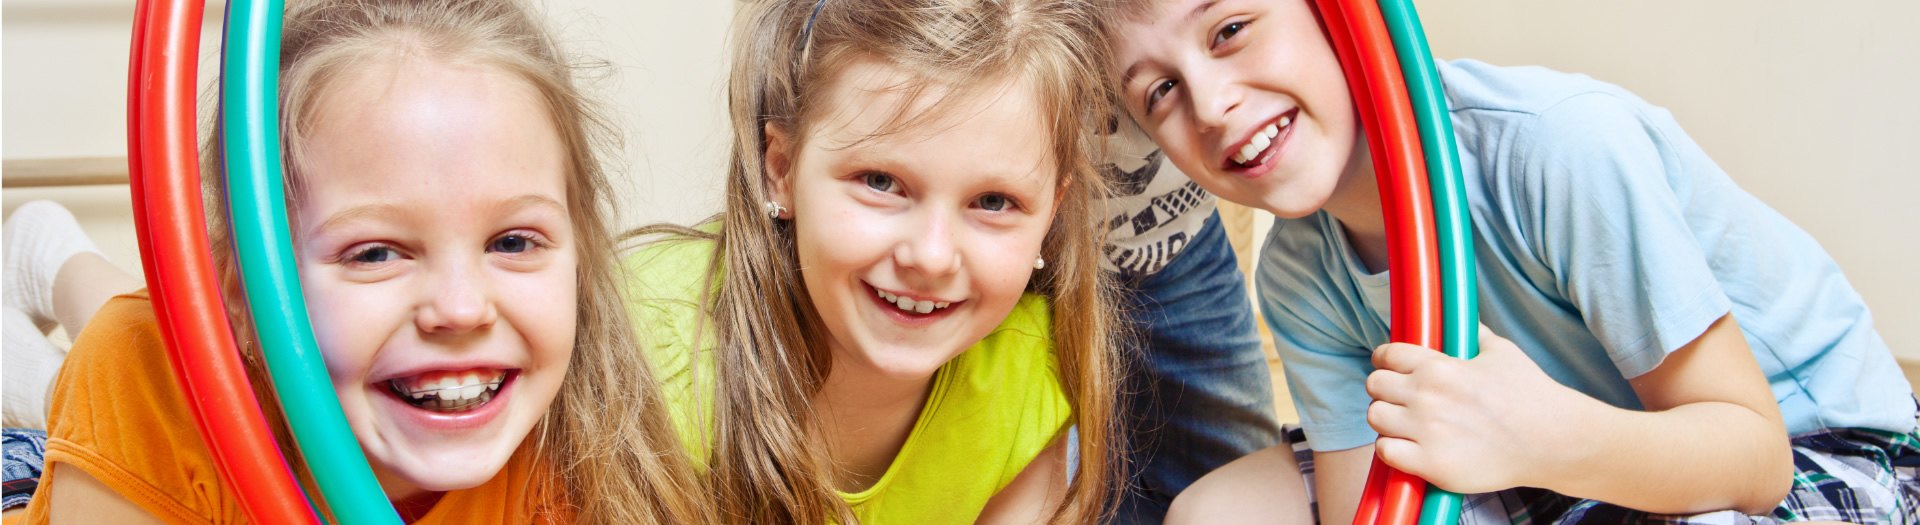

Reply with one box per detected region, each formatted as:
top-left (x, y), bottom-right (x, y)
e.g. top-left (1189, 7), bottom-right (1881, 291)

top-left (310, 194), bottom-right (568, 236)
top-left (1119, 0), bottom-right (1222, 86)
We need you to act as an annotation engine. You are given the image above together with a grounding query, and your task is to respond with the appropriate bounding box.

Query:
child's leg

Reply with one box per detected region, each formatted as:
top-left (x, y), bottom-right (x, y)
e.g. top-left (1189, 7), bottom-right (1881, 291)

top-left (48, 252), bottom-right (141, 338)
top-left (1165, 432), bottom-right (1313, 525)
top-left (1116, 211), bottom-right (1284, 522)
top-left (1517, 427), bottom-right (1920, 525)
top-left (4, 201), bottom-right (106, 333)
top-left (3, 308), bottom-right (64, 429)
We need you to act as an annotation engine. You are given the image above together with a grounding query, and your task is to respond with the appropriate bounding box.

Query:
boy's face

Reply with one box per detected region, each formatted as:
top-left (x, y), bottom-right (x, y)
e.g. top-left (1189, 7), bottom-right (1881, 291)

top-left (1111, 0), bottom-right (1358, 218)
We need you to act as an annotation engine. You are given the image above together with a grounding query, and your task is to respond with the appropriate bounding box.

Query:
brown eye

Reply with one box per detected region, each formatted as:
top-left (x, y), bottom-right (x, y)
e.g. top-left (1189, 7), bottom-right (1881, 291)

top-left (1146, 79), bottom-right (1178, 112)
top-left (1213, 21), bottom-right (1246, 48)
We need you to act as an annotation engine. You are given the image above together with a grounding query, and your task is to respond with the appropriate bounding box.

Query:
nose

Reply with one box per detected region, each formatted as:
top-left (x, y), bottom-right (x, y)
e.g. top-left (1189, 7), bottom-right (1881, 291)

top-left (894, 208), bottom-right (960, 278)
top-left (1188, 65), bottom-right (1240, 134)
top-left (414, 258), bottom-right (498, 335)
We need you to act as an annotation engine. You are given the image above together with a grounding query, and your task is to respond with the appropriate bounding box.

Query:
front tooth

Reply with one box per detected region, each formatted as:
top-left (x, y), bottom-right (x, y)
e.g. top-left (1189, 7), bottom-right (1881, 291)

top-left (1239, 142), bottom-right (1262, 162)
top-left (1251, 132), bottom-right (1271, 149)
top-left (458, 384), bottom-right (484, 400)
top-left (914, 301), bottom-right (934, 314)
top-left (936, 302), bottom-right (949, 308)
top-left (1263, 123), bottom-right (1279, 137)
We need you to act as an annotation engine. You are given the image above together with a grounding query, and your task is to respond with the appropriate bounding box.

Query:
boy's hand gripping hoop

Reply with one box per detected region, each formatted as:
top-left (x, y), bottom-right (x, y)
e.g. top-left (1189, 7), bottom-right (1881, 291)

top-left (1312, 0), bottom-right (1478, 524)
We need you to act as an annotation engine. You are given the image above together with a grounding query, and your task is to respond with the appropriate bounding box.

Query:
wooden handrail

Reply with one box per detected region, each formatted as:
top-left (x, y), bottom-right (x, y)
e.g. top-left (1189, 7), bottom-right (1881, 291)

top-left (2, 157), bottom-right (130, 188)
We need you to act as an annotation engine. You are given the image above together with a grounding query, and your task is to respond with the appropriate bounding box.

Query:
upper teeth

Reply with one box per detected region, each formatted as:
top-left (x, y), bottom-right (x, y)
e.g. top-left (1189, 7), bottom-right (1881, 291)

top-left (876, 289), bottom-right (951, 314)
top-left (1232, 115), bottom-right (1291, 164)
top-left (392, 370), bottom-right (506, 402)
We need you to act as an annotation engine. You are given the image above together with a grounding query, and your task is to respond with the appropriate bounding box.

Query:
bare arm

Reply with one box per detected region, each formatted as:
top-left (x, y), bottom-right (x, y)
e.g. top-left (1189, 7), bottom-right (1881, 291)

top-left (977, 435), bottom-right (1068, 524)
top-left (1366, 315), bottom-right (1792, 514)
top-left (1553, 314), bottom-right (1791, 513)
top-left (45, 464), bottom-right (165, 525)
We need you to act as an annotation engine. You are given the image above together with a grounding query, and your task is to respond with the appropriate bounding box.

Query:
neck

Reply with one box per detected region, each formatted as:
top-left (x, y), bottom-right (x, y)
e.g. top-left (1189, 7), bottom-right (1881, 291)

top-left (1323, 136), bottom-right (1391, 273)
top-left (812, 348), bottom-right (935, 492)
top-left (372, 469), bottom-right (443, 522)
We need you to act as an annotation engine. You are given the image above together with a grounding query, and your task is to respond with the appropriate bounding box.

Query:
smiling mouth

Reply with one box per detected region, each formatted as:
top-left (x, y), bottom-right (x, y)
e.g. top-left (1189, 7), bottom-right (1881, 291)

top-left (387, 369), bottom-right (512, 412)
top-left (868, 284), bottom-right (959, 317)
top-left (1227, 110), bottom-right (1297, 168)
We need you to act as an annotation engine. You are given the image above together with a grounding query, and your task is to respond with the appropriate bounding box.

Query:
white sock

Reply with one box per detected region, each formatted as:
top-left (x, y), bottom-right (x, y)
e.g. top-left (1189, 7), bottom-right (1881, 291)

top-left (4, 200), bottom-right (103, 333)
top-left (4, 306), bottom-right (67, 429)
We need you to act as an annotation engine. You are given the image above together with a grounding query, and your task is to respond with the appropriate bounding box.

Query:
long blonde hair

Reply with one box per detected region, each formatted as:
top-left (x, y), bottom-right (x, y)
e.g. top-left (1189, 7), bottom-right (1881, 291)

top-left (199, 0), bottom-right (706, 522)
top-left (639, 0), bottom-right (1124, 522)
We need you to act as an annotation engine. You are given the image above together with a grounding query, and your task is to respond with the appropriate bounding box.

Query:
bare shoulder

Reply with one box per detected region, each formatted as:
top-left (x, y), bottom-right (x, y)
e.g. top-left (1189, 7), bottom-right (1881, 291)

top-left (44, 463), bottom-right (163, 525)
top-left (977, 435), bottom-right (1068, 524)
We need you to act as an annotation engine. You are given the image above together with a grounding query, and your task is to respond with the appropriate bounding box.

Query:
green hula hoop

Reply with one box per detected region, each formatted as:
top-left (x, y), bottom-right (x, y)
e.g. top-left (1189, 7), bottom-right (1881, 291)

top-left (1375, 1), bottom-right (1479, 524)
top-left (221, 0), bottom-right (402, 521)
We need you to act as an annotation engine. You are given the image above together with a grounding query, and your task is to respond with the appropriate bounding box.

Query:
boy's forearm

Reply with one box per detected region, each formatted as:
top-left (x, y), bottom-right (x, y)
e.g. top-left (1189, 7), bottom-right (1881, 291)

top-left (1541, 396), bottom-right (1793, 515)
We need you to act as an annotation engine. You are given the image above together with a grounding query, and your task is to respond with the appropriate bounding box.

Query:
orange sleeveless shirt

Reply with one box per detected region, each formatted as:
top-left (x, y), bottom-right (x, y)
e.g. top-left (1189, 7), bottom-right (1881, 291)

top-left (14, 291), bottom-right (560, 524)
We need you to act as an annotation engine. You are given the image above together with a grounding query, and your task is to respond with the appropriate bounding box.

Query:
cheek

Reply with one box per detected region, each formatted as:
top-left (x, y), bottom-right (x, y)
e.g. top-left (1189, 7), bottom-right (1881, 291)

top-left (966, 229), bottom-right (1046, 297)
top-left (514, 258), bottom-right (580, 356)
top-left (793, 192), bottom-right (893, 279)
top-left (300, 281), bottom-right (398, 383)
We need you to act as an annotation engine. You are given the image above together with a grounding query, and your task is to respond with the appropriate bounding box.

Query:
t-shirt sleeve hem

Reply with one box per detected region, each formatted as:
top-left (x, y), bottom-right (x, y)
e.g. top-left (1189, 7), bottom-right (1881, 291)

top-left (1609, 287), bottom-right (1733, 379)
top-left (1300, 421), bottom-right (1377, 453)
top-left (42, 438), bottom-right (208, 524)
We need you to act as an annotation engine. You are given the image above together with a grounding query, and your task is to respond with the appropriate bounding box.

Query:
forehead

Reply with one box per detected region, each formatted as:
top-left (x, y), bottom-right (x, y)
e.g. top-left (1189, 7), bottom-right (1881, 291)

top-left (805, 57), bottom-right (1058, 183)
top-left (297, 56), bottom-right (569, 212)
top-left (1112, 0), bottom-right (1222, 71)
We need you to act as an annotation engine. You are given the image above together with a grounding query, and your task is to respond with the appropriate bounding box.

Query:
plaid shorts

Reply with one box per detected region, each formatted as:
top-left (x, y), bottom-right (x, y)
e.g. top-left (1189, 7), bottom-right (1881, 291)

top-left (1283, 425), bottom-right (1920, 524)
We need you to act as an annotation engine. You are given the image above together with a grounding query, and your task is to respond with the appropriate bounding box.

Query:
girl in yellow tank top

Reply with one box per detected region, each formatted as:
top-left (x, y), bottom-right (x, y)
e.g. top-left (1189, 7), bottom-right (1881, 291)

top-left (622, 0), bottom-right (1126, 522)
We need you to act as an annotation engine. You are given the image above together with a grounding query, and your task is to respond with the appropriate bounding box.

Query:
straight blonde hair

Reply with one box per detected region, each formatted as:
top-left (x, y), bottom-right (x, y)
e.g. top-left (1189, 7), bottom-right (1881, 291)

top-left (632, 0), bottom-right (1126, 522)
top-left (200, 0), bottom-right (707, 522)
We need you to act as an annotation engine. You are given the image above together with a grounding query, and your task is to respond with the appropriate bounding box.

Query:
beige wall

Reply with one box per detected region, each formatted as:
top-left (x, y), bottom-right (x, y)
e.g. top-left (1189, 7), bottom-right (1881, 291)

top-left (6, 1), bottom-right (1915, 357)
top-left (2, 0), bottom-right (735, 273)
top-left (1415, 1), bottom-right (1920, 357)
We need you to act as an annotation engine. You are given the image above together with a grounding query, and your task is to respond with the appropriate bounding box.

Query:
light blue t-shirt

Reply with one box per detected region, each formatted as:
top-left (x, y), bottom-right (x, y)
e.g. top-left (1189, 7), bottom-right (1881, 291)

top-left (1259, 59), bottom-right (1913, 452)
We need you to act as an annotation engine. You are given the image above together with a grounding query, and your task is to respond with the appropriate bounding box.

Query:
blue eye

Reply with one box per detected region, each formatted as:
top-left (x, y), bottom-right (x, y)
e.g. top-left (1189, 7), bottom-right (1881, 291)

top-left (863, 172), bottom-right (899, 193)
top-left (489, 234), bottom-right (533, 254)
top-left (349, 246), bottom-right (396, 264)
top-left (976, 194), bottom-right (1014, 212)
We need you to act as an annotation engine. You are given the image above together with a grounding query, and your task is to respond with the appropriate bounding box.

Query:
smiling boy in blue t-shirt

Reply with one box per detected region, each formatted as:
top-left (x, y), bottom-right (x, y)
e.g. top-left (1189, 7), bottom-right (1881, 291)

top-left (1096, 0), bottom-right (1919, 523)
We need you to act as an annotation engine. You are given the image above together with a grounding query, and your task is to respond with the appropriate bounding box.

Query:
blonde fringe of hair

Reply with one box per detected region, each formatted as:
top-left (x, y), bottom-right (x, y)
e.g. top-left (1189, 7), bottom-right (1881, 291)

top-left (627, 0), bottom-right (1128, 522)
top-left (197, 0), bottom-right (707, 522)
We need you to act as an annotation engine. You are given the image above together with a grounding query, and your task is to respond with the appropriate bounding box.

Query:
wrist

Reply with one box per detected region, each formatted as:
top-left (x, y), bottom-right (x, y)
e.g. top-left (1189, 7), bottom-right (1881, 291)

top-left (1519, 384), bottom-right (1613, 492)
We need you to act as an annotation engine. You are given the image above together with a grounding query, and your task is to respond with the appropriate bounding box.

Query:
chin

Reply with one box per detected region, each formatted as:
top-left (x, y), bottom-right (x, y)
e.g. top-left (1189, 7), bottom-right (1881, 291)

top-left (386, 445), bottom-right (515, 492)
top-left (858, 340), bottom-right (963, 380)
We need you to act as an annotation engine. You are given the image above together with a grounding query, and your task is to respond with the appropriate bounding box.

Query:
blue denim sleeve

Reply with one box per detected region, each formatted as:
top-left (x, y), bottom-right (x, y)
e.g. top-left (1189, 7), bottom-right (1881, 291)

top-left (1507, 92), bottom-right (1732, 379)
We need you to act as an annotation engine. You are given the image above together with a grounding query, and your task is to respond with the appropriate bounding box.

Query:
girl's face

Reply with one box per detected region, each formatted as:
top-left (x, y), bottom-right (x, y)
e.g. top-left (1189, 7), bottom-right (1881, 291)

top-left (766, 58), bottom-right (1058, 381)
top-left (293, 58), bottom-right (577, 500)
top-left (1111, 0), bottom-right (1358, 218)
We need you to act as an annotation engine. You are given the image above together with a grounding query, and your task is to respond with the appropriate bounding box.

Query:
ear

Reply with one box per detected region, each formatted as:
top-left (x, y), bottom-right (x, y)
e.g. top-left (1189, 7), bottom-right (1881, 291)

top-left (763, 122), bottom-right (797, 210)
